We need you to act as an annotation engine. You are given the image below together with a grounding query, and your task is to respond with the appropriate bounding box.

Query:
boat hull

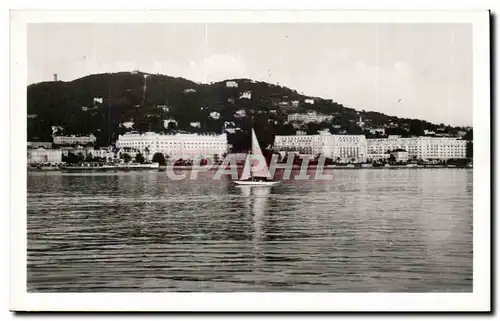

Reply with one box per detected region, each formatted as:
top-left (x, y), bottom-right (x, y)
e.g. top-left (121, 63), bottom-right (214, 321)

top-left (234, 180), bottom-right (280, 186)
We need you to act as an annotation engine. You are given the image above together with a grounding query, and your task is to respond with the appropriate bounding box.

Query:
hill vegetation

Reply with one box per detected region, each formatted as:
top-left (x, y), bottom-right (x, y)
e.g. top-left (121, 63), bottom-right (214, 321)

top-left (27, 71), bottom-right (471, 153)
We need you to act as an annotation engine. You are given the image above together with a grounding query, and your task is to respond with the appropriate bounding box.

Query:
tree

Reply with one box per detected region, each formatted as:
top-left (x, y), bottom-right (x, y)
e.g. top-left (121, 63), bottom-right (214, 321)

top-left (64, 152), bottom-right (79, 164)
top-left (463, 129), bottom-right (473, 141)
top-left (466, 141), bottom-right (473, 159)
top-left (85, 153), bottom-right (93, 162)
top-left (122, 153), bottom-right (132, 163)
top-left (152, 152), bottom-right (166, 165)
top-left (135, 153), bottom-right (145, 164)
top-left (409, 120), bottom-right (424, 136)
top-left (167, 121), bottom-right (177, 131)
top-left (388, 154), bottom-right (396, 163)
top-left (77, 152), bottom-right (85, 163)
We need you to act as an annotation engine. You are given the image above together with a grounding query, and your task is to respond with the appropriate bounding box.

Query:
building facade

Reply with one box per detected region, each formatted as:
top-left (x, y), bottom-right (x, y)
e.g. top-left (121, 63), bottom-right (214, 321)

top-left (27, 142), bottom-right (53, 149)
top-left (287, 112), bottom-right (334, 124)
top-left (274, 134), bottom-right (366, 162)
top-left (274, 134), bottom-right (332, 156)
top-left (366, 136), bottom-right (467, 160)
top-left (27, 148), bottom-right (62, 164)
top-left (330, 135), bottom-right (367, 162)
top-left (116, 132), bottom-right (228, 160)
top-left (53, 134), bottom-right (96, 146)
top-left (90, 147), bottom-right (115, 160)
top-left (390, 149), bottom-right (409, 162)
top-left (275, 134), bottom-right (467, 162)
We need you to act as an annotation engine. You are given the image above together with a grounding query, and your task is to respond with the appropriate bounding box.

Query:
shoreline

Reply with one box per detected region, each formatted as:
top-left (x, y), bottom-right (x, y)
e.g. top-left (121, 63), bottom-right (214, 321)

top-left (28, 164), bottom-right (472, 172)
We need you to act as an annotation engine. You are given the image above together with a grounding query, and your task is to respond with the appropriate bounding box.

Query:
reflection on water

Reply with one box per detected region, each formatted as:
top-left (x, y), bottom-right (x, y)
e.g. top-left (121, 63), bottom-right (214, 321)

top-left (27, 169), bottom-right (472, 292)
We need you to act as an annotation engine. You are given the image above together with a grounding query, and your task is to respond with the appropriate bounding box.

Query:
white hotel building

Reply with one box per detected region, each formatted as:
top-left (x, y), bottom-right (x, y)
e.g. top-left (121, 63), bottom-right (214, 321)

top-left (274, 134), bottom-right (332, 156)
top-left (27, 148), bottom-right (62, 164)
top-left (275, 134), bottom-right (467, 162)
top-left (274, 133), bottom-right (367, 162)
top-left (287, 112), bottom-right (334, 124)
top-left (366, 135), bottom-right (467, 160)
top-left (53, 134), bottom-right (96, 145)
top-left (116, 132), bottom-right (228, 160)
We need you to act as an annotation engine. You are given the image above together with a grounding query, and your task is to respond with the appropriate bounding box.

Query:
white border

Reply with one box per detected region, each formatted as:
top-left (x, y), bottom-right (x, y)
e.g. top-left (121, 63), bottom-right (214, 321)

top-left (10, 10), bottom-right (490, 312)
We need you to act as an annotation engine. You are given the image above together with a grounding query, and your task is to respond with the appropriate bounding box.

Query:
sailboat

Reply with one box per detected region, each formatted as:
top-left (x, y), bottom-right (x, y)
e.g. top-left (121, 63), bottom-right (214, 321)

top-left (234, 128), bottom-right (280, 186)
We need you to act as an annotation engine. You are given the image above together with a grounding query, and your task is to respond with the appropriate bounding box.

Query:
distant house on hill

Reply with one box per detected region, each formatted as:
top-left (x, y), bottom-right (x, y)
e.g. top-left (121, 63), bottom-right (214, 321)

top-left (121, 121), bottom-right (135, 129)
top-left (164, 119), bottom-right (178, 129)
top-left (304, 99), bottom-right (314, 104)
top-left (239, 91), bottom-right (251, 99)
top-left (210, 112), bottom-right (220, 120)
top-left (224, 121), bottom-right (236, 128)
top-left (226, 81), bottom-right (238, 88)
top-left (234, 109), bottom-right (246, 118)
top-left (157, 105), bottom-right (169, 112)
top-left (368, 127), bottom-right (385, 135)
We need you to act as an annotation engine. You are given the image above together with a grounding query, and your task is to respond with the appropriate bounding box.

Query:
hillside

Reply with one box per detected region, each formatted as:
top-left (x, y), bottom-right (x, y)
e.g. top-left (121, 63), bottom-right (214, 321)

top-left (27, 71), bottom-right (469, 151)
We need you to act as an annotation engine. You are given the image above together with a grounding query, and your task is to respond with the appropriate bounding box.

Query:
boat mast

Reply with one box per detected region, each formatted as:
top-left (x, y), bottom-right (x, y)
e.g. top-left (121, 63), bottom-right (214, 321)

top-left (250, 127), bottom-right (253, 180)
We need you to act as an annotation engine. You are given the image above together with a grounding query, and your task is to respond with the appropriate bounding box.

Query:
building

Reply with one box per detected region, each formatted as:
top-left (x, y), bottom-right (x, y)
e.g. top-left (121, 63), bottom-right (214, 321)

top-left (226, 81), bottom-right (238, 88)
top-left (164, 119), bottom-right (178, 129)
top-left (366, 136), bottom-right (467, 160)
top-left (53, 134), bottom-right (96, 146)
top-left (27, 142), bottom-right (53, 149)
top-left (210, 111), bottom-right (220, 120)
top-left (234, 109), bottom-right (246, 118)
top-left (183, 88), bottom-right (196, 93)
top-left (239, 91), bottom-right (251, 99)
top-left (157, 105), bottom-right (170, 112)
top-left (330, 135), bottom-right (367, 162)
top-left (274, 133), bottom-right (466, 162)
top-left (121, 121), bottom-right (135, 129)
top-left (368, 127), bottom-right (385, 135)
top-left (89, 147), bottom-right (115, 161)
top-left (287, 112), bottom-right (334, 123)
top-left (59, 145), bottom-right (95, 157)
top-left (274, 134), bottom-right (332, 156)
top-left (390, 149), bottom-right (409, 162)
top-left (291, 100), bottom-right (299, 107)
top-left (365, 153), bottom-right (390, 162)
top-left (116, 132), bottom-right (228, 160)
top-left (274, 134), bottom-right (367, 162)
top-left (27, 148), bottom-right (62, 164)
top-left (304, 99), bottom-right (314, 104)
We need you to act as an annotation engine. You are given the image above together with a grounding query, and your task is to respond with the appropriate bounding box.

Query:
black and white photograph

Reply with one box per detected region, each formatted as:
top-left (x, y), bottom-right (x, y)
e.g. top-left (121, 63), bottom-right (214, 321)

top-left (10, 9), bottom-right (490, 312)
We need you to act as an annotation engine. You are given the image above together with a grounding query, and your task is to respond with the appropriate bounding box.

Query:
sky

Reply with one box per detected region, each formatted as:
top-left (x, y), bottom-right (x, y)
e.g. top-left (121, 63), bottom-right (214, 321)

top-left (28, 23), bottom-right (472, 126)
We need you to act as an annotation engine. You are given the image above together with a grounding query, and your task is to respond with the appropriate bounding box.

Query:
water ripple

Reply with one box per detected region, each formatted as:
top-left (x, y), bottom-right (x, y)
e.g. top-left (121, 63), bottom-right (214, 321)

top-left (27, 169), bottom-right (473, 292)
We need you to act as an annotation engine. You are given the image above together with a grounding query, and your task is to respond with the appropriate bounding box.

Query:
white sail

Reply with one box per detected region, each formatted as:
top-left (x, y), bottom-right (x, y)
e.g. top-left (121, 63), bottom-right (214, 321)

top-left (251, 129), bottom-right (272, 179)
top-left (240, 154), bottom-right (252, 180)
